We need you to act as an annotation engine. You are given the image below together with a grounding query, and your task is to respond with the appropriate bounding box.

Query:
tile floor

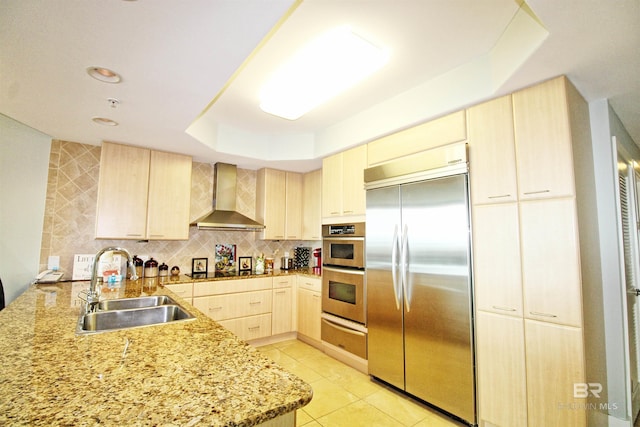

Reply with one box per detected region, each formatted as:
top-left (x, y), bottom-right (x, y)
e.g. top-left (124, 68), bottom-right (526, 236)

top-left (255, 339), bottom-right (468, 427)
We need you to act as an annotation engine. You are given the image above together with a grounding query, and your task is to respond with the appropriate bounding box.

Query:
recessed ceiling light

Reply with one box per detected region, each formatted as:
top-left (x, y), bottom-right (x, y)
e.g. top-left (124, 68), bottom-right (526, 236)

top-left (92, 117), bottom-right (118, 126)
top-left (87, 67), bottom-right (121, 83)
top-left (259, 26), bottom-right (389, 120)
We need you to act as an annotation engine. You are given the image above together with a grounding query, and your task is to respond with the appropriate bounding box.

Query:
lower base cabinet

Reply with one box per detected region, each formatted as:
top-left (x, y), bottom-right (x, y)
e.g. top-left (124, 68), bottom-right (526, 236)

top-left (297, 277), bottom-right (322, 343)
top-left (476, 311), bottom-right (527, 427)
top-left (525, 319), bottom-right (586, 427)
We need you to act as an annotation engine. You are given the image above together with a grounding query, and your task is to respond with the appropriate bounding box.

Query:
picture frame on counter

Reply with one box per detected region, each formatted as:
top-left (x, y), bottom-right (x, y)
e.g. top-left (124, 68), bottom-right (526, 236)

top-left (191, 257), bottom-right (208, 278)
top-left (238, 256), bottom-right (252, 272)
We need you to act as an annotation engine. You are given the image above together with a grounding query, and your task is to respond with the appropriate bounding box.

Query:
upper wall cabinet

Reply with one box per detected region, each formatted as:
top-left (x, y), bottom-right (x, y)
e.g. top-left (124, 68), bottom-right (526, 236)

top-left (322, 145), bottom-right (367, 223)
top-left (468, 95), bottom-right (518, 204)
top-left (366, 110), bottom-right (467, 167)
top-left (256, 168), bottom-right (302, 240)
top-left (146, 150), bottom-right (193, 239)
top-left (95, 142), bottom-right (192, 240)
top-left (512, 77), bottom-right (576, 200)
top-left (302, 169), bottom-right (322, 240)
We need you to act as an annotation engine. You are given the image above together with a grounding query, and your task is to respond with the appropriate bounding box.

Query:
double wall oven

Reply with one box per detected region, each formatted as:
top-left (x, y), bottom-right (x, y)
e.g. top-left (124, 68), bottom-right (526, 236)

top-left (321, 223), bottom-right (367, 360)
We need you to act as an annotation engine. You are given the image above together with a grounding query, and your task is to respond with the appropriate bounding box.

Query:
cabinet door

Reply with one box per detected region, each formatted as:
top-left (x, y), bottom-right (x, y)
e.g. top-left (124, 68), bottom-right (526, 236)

top-left (342, 145), bottom-right (367, 216)
top-left (302, 169), bottom-right (322, 240)
top-left (525, 320), bottom-right (586, 427)
top-left (272, 287), bottom-right (293, 335)
top-left (472, 203), bottom-right (523, 316)
top-left (476, 311), bottom-right (527, 427)
top-left (297, 288), bottom-right (321, 341)
top-left (322, 154), bottom-right (343, 218)
top-left (285, 172), bottom-right (302, 239)
top-left (95, 142), bottom-right (150, 239)
top-left (146, 150), bottom-right (192, 240)
top-left (513, 77), bottom-right (575, 199)
top-left (256, 168), bottom-right (286, 239)
top-left (468, 95), bottom-right (518, 204)
top-left (520, 198), bottom-right (582, 327)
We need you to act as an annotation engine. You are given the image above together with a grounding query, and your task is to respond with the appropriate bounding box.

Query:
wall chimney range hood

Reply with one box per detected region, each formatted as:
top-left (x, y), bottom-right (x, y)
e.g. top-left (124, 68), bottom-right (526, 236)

top-left (190, 163), bottom-right (265, 231)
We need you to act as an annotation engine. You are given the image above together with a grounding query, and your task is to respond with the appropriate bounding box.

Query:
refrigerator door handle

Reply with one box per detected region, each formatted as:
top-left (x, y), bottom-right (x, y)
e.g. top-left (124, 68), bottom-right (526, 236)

top-left (401, 223), bottom-right (410, 312)
top-left (391, 225), bottom-right (401, 310)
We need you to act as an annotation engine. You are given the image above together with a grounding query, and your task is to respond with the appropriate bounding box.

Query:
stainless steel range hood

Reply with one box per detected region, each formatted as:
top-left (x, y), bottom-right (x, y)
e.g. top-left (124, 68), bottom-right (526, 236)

top-left (190, 163), bottom-right (265, 231)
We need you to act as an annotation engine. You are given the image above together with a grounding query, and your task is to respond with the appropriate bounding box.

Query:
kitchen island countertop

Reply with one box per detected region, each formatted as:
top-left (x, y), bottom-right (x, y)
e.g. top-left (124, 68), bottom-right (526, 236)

top-left (0, 278), bottom-right (312, 426)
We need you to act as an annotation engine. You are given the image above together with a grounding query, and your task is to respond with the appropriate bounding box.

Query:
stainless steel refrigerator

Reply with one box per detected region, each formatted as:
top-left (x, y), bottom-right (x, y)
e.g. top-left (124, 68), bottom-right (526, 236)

top-left (364, 144), bottom-right (476, 425)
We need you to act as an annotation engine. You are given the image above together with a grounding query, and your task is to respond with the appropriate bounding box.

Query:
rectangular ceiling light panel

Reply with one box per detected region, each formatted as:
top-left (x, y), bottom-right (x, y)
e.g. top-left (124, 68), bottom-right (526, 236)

top-left (259, 26), bottom-right (389, 120)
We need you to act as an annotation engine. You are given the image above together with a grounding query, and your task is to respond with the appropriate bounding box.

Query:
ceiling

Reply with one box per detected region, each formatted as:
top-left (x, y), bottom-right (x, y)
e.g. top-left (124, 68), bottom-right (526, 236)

top-left (1, 0), bottom-right (639, 173)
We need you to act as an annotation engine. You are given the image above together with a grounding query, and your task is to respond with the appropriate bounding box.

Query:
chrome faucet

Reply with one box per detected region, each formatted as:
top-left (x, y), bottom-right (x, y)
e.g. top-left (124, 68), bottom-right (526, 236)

top-left (85, 246), bottom-right (138, 313)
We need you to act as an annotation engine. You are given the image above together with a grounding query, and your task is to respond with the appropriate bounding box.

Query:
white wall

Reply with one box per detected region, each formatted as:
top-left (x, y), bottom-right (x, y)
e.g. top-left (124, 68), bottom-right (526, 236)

top-left (590, 99), bottom-right (640, 424)
top-left (0, 114), bottom-right (51, 305)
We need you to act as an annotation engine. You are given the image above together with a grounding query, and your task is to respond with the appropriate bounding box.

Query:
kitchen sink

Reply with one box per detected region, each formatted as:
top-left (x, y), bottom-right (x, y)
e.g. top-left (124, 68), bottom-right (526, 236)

top-left (97, 295), bottom-right (178, 311)
top-left (76, 298), bottom-right (196, 335)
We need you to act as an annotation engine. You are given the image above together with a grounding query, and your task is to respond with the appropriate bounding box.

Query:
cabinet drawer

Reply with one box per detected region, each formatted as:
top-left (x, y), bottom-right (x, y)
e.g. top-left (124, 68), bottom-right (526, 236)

top-left (219, 314), bottom-right (272, 341)
top-left (193, 277), bottom-right (272, 297)
top-left (165, 283), bottom-right (193, 300)
top-left (321, 317), bottom-right (367, 359)
top-left (273, 276), bottom-right (295, 289)
top-left (297, 277), bottom-right (321, 292)
top-left (193, 290), bottom-right (272, 321)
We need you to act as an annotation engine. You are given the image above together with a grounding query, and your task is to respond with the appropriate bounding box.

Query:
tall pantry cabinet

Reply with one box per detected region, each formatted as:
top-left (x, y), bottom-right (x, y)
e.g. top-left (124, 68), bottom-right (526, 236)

top-left (470, 76), bottom-right (597, 427)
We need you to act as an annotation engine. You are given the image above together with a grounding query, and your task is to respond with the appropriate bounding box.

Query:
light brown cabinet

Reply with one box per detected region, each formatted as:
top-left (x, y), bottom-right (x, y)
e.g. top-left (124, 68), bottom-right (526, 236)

top-left (272, 276), bottom-right (295, 335)
top-left (468, 95), bottom-right (518, 204)
top-left (146, 150), bottom-right (193, 239)
top-left (476, 311), bottom-right (527, 427)
top-left (471, 76), bottom-right (593, 427)
top-left (302, 169), bottom-right (322, 240)
top-left (297, 277), bottom-right (321, 344)
top-left (513, 77), bottom-right (576, 200)
top-left (256, 168), bottom-right (302, 240)
top-left (472, 203), bottom-right (523, 316)
top-left (367, 110), bottom-right (467, 166)
top-left (520, 198), bottom-right (582, 327)
top-left (164, 282), bottom-right (194, 305)
top-left (192, 277), bottom-right (273, 341)
top-left (322, 145), bottom-right (367, 221)
top-left (525, 320), bottom-right (586, 427)
top-left (95, 141), bottom-right (192, 240)
top-left (95, 142), bottom-right (150, 239)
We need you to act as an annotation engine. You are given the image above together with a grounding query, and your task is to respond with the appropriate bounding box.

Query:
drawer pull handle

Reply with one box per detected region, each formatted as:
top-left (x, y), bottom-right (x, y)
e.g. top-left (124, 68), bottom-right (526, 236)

top-left (492, 305), bottom-right (516, 312)
top-left (209, 306), bottom-right (222, 311)
top-left (126, 234), bottom-right (143, 237)
top-left (488, 194), bottom-right (511, 199)
top-left (530, 311), bottom-right (558, 318)
top-left (523, 190), bottom-right (551, 195)
top-left (250, 301), bottom-right (262, 305)
top-left (248, 326), bottom-right (260, 331)
top-left (275, 290), bottom-right (287, 295)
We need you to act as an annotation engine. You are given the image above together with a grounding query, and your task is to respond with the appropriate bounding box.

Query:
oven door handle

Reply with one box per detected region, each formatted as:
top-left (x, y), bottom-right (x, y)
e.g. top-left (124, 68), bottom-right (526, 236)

top-left (401, 224), bottom-right (410, 312)
top-left (391, 224), bottom-right (401, 311)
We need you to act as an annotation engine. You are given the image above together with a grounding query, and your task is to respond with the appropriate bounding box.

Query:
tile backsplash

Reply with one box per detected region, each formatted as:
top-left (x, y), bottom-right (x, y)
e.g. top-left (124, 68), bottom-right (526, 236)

top-left (40, 140), bottom-right (318, 276)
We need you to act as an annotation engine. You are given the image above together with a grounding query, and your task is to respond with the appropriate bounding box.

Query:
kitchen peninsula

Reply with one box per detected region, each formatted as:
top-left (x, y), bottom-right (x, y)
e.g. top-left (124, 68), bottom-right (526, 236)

top-left (0, 276), bottom-right (313, 426)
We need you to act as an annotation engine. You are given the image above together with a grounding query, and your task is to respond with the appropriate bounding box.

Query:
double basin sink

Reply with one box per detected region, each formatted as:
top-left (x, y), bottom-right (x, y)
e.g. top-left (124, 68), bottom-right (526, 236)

top-left (76, 295), bottom-right (196, 335)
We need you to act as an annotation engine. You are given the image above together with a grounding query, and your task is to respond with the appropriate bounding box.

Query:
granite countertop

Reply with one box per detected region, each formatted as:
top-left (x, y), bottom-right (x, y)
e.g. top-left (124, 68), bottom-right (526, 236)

top-left (0, 277), bottom-right (313, 426)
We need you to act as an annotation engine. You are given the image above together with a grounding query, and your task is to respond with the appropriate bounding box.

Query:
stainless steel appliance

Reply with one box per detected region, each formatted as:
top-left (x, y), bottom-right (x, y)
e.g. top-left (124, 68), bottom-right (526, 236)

top-left (364, 143), bottom-right (476, 426)
top-left (321, 222), bottom-right (367, 360)
top-left (322, 223), bottom-right (365, 269)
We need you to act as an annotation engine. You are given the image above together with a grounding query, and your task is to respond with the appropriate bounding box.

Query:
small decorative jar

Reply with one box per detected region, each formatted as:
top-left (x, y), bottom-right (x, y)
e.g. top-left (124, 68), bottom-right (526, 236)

top-left (144, 258), bottom-right (158, 278)
top-left (171, 266), bottom-right (180, 276)
top-left (159, 262), bottom-right (169, 277)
